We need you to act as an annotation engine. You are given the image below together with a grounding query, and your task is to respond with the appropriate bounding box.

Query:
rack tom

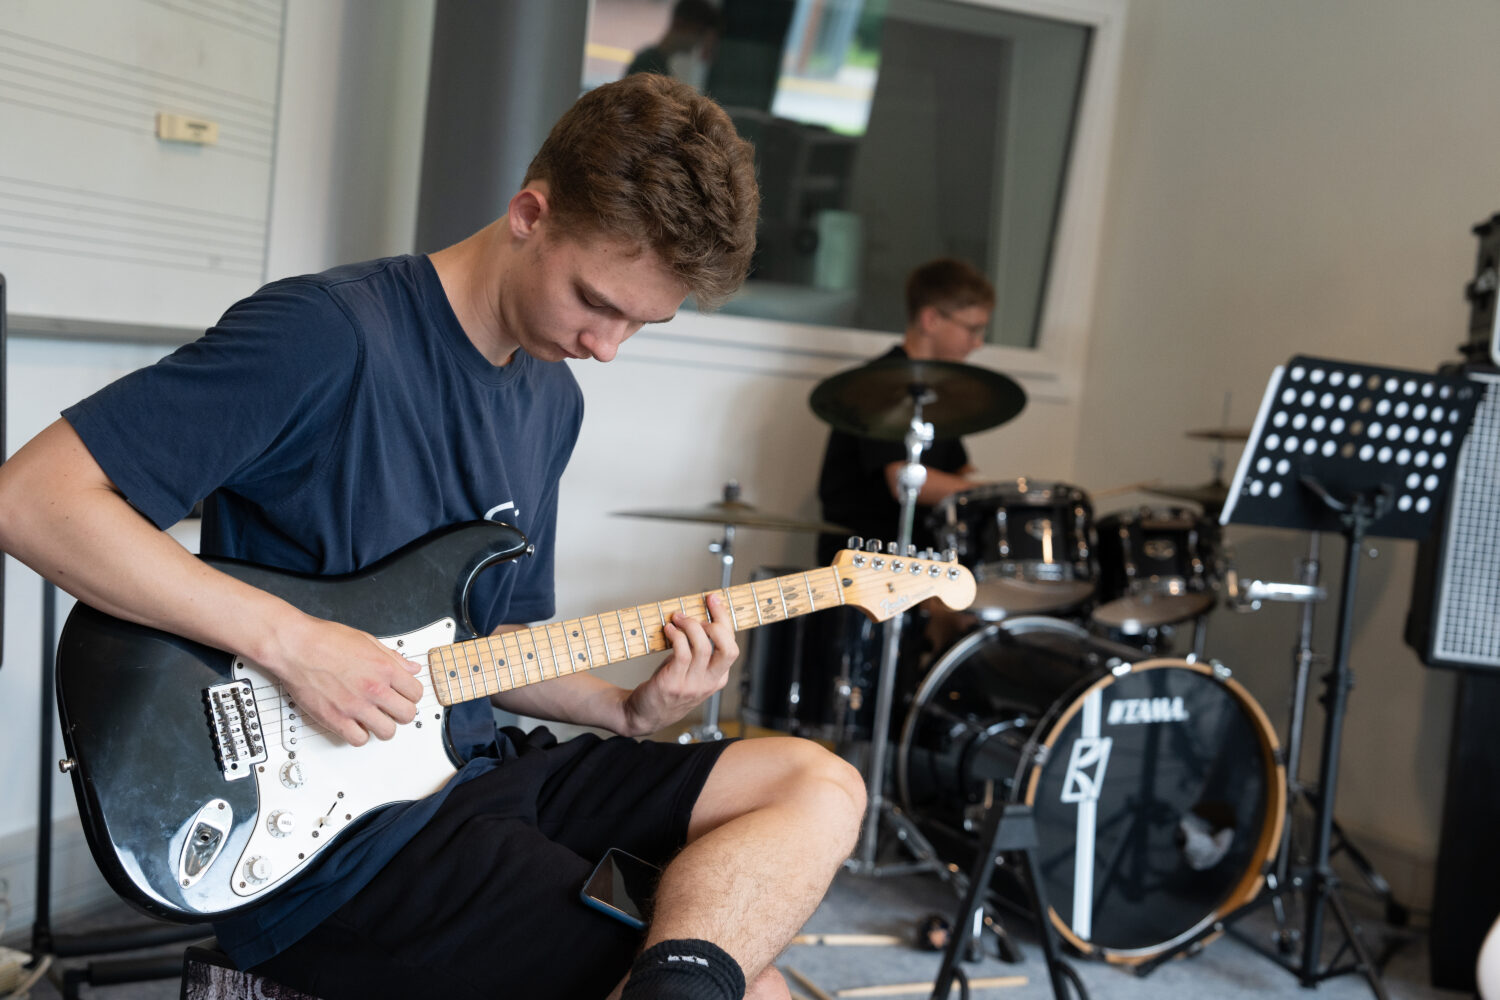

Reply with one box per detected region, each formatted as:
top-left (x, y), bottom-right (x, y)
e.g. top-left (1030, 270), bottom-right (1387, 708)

top-left (929, 480), bottom-right (1095, 619)
top-left (1092, 506), bottom-right (1218, 633)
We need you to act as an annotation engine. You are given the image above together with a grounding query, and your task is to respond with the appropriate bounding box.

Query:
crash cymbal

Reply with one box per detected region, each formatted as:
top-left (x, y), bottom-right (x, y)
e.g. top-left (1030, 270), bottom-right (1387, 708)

top-left (1144, 479), bottom-right (1232, 510)
top-left (809, 358), bottom-right (1026, 441)
top-left (1186, 427), bottom-right (1252, 442)
top-left (613, 499), bottom-right (849, 534)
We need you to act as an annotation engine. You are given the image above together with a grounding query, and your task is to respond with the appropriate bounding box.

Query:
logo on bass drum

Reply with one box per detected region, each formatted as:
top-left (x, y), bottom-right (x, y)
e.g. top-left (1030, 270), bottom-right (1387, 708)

top-left (1107, 696), bottom-right (1190, 725)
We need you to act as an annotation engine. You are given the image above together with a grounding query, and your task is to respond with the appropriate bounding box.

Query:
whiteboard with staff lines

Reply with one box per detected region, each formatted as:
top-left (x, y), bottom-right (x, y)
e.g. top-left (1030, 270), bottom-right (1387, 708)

top-left (0, 0), bottom-right (284, 332)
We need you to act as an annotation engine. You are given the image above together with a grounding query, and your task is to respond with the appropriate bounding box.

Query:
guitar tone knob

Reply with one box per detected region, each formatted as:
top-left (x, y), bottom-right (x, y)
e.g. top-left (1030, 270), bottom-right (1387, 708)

top-left (267, 811), bottom-right (296, 838)
top-left (279, 760), bottom-right (305, 788)
top-left (243, 856), bottom-right (273, 884)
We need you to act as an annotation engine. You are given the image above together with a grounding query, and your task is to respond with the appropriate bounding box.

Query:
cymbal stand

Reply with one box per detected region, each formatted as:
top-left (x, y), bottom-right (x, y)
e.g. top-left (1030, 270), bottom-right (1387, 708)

top-left (678, 480), bottom-right (740, 743)
top-left (1265, 531), bottom-right (1325, 943)
top-left (1250, 532), bottom-right (1406, 950)
top-left (848, 388), bottom-right (945, 879)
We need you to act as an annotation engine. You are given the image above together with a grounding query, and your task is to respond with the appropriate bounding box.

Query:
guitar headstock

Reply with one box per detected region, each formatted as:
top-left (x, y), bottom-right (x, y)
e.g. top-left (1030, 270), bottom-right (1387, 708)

top-left (830, 540), bottom-right (976, 621)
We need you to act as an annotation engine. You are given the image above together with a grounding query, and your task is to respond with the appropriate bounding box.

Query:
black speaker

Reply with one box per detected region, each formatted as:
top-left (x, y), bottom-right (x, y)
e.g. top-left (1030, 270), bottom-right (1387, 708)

top-left (1405, 366), bottom-right (1500, 672)
top-left (1429, 672), bottom-right (1500, 991)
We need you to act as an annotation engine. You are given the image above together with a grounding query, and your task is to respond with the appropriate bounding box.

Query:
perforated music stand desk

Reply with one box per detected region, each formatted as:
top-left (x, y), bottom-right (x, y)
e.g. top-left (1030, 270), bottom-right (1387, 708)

top-left (1220, 355), bottom-right (1479, 539)
top-left (1207, 355), bottom-right (1480, 997)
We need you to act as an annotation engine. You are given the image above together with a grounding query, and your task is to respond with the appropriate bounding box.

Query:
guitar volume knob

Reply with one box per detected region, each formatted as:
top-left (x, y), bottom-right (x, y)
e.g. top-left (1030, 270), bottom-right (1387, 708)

top-left (267, 811), bottom-right (296, 837)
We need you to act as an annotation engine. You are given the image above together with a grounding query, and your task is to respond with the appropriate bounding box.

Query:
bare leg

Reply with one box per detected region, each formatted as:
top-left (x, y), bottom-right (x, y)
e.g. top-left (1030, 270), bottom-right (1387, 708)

top-left (610, 737), bottom-right (865, 997)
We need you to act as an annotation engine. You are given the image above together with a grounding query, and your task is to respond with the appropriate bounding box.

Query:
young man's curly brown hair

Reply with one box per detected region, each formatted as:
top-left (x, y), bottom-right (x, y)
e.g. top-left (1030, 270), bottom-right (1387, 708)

top-left (523, 74), bottom-right (759, 311)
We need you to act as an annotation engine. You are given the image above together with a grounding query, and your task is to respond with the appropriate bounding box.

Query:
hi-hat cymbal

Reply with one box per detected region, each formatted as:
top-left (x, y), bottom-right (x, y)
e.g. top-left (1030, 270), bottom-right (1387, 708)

top-left (809, 358), bottom-right (1026, 441)
top-left (1144, 479), bottom-right (1232, 510)
top-left (613, 500), bottom-right (848, 534)
top-left (1186, 427), bottom-right (1252, 442)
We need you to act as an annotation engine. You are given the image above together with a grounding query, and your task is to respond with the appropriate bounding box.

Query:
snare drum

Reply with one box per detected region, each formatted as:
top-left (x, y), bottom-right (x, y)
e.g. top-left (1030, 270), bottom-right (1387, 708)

top-left (898, 617), bottom-right (1284, 963)
top-left (1092, 506), bottom-right (1218, 633)
top-left (929, 480), bottom-right (1095, 619)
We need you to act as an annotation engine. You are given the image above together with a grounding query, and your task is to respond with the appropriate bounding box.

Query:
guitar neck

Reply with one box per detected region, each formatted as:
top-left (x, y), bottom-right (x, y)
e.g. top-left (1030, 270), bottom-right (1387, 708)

top-left (428, 566), bottom-right (847, 705)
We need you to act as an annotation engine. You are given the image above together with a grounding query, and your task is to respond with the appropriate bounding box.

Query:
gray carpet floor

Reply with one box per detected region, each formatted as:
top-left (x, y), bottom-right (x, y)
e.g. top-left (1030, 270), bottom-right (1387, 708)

top-left (11, 865), bottom-right (1462, 1000)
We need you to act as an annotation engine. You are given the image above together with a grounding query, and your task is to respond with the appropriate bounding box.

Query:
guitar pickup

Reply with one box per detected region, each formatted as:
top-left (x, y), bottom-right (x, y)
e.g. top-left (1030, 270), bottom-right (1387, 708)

top-left (205, 680), bottom-right (267, 781)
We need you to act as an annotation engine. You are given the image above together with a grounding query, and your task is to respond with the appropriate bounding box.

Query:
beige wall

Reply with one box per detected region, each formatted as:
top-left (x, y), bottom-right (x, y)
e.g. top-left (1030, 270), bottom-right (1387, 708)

top-left (1076, 0), bottom-right (1500, 903)
top-left (4, 0), bottom-right (1496, 929)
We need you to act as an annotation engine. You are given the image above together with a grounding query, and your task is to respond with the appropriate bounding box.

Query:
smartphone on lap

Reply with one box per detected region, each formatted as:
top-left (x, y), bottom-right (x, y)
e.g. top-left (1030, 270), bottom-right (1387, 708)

top-left (580, 847), bottom-right (661, 930)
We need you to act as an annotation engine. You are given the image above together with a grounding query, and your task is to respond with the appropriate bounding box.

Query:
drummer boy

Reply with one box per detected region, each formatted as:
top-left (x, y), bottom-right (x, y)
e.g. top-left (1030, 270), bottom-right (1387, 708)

top-left (814, 257), bottom-right (994, 649)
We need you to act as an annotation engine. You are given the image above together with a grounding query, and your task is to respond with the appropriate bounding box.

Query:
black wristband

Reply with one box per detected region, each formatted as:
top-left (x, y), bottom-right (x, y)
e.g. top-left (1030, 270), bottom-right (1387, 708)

top-left (619, 938), bottom-right (746, 1000)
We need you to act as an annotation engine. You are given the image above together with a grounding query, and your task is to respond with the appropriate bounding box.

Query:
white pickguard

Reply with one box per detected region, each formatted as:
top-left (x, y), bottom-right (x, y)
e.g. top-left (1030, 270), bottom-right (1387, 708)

top-left (227, 618), bottom-right (460, 898)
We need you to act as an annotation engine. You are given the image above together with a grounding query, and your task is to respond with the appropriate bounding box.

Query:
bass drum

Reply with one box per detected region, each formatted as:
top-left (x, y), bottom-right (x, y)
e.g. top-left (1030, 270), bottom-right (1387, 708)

top-left (898, 617), bottom-right (1285, 964)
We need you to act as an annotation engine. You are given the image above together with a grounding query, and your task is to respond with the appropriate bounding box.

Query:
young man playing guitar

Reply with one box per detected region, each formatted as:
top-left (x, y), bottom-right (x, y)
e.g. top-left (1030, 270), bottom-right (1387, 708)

top-left (0, 74), bottom-right (865, 1000)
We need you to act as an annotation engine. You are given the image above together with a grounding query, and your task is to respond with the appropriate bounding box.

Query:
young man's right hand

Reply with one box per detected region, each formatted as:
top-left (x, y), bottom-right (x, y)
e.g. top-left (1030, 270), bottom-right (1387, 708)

top-left (262, 613), bottom-right (426, 746)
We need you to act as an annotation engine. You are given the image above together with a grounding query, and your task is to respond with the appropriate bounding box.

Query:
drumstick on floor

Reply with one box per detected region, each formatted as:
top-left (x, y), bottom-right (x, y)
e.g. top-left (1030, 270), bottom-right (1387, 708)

top-left (791, 933), bottom-right (906, 947)
top-left (783, 966), bottom-right (837, 1000)
top-left (835, 975), bottom-right (1028, 997)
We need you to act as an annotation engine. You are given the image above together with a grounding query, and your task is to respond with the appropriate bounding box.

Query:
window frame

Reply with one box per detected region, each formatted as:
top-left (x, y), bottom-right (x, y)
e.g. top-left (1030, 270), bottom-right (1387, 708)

top-left (629, 0), bottom-right (1127, 404)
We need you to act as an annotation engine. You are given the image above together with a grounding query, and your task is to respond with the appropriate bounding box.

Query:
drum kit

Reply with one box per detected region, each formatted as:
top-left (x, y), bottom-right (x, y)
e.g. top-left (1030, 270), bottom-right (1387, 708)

top-left (612, 353), bottom-right (1420, 987)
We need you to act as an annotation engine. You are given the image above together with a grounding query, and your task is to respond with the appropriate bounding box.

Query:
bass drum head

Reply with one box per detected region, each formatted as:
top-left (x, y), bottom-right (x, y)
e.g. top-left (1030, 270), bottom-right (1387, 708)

top-left (899, 619), bottom-right (1285, 963)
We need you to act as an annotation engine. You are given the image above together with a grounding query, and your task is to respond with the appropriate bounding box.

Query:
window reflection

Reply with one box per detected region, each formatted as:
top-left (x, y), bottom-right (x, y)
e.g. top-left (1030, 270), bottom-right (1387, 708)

top-left (585, 0), bottom-right (1089, 348)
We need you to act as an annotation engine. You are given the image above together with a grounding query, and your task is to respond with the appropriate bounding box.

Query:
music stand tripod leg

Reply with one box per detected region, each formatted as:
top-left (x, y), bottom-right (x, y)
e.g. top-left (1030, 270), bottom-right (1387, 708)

top-left (1295, 490), bottom-right (1391, 1000)
top-left (928, 801), bottom-right (1076, 1000)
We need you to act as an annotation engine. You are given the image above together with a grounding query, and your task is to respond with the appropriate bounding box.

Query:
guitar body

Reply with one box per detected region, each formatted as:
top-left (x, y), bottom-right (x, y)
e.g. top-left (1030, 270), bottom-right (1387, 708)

top-left (55, 521), bottom-right (530, 922)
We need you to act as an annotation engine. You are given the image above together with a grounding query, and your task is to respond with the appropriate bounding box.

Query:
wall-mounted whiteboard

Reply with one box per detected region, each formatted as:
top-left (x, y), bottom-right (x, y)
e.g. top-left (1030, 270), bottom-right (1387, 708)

top-left (0, 0), bottom-right (284, 332)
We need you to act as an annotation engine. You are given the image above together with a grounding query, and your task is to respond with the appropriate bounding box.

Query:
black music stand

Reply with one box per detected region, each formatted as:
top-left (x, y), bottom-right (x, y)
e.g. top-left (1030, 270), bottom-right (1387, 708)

top-left (1136, 356), bottom-right (1481, 998)
top-left (928, 797), bottom-right (1086, 1000)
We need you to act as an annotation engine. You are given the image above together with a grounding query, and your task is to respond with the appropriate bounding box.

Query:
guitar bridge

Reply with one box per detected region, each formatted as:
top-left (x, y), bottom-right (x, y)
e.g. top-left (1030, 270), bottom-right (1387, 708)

top-left (204, 680), bottom-right (267, 781)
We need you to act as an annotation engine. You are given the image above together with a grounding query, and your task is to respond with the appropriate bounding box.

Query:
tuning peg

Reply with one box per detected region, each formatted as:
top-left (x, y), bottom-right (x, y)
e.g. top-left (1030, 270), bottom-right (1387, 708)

top-left (886, 541), bottom-right (899, 555)
top-left (846, 535), bottom-right (864, 550)
top-left (866, 539), bottom-right (883, 553)
top-left (942, 548), bottom-right (957, 562)
top-left (906, 544), bottom-right (917, 557)
top-left (921, 548), bottom-right (935, 560)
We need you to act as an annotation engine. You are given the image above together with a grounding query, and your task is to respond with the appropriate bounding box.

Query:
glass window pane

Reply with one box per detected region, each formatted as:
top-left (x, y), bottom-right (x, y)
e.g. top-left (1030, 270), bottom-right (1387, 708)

top-left (584, 0), bottom-right (1089, 348)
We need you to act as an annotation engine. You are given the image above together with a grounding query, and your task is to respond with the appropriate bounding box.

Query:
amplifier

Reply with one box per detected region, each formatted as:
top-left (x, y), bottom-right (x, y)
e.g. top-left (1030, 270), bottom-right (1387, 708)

top-left (1406, 367), bottom-right (1500, 672)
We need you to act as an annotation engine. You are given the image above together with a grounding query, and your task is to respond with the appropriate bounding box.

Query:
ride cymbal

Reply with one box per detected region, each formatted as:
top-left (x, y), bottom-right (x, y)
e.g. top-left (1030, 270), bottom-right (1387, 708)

top-left (810, 358), bottom-right (1026, 441)
top-left (1144, 479), bottom-right (1232, 510)
top-left (1186, 427), bottom-right (1252, 442)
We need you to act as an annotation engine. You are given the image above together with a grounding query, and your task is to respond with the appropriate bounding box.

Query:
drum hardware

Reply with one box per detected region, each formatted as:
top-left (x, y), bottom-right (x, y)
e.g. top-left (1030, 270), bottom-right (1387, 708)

top-left (808, 355), bottom-right (1028, 884)
top-left (613, 480), bottom-right (847, 742)
top-left (1133, 356), bottom-right (1484, 998)
top-left (1223, 570), bottom-right (1328, 611)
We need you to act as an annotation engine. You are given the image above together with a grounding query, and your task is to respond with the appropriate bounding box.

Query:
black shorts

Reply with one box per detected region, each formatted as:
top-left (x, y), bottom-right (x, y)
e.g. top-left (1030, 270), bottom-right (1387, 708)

top-left (253, 728), bottom-right (734, 1000)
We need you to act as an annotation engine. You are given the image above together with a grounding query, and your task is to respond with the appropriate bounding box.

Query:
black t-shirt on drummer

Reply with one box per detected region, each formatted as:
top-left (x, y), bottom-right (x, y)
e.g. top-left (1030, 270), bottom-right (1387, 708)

top-left (816, 346), bottom-right (970, 566)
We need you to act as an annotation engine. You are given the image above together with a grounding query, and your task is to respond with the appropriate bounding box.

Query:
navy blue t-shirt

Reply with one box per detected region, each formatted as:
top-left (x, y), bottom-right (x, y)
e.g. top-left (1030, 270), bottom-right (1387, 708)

top-left (63, 255), bottom-right (584, 967)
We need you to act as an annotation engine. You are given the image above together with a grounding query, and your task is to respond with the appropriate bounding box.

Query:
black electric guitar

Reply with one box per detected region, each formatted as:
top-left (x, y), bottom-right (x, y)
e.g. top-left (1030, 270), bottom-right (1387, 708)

top-left (55, 521), bottom-right (974, 922)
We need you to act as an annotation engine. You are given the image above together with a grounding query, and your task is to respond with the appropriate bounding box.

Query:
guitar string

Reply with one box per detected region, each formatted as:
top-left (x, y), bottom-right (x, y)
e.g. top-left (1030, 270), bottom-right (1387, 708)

top-left (237, 570), bottom-right (853, 744)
